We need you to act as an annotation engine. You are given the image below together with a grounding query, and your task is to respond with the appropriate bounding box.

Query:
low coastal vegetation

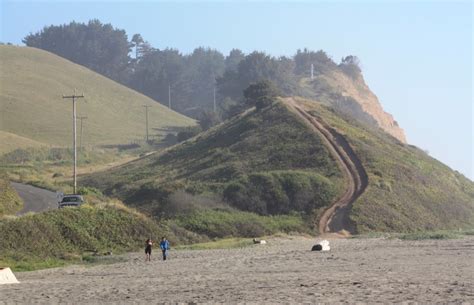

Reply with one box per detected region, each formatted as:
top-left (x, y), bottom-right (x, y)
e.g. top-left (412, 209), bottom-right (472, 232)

top-left (0, 177), bottom-right (23, 215)
top-left (0, 202), bottom-right (162, 271)
top-left (354, 229), bottom-right (474, 240)
top-left (0, 199), bottom-right (309, 271)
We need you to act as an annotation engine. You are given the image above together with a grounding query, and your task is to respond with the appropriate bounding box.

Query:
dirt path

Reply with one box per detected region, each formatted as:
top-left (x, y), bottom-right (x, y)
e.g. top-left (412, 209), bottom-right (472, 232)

top-left (284, 98), bottom-right (368, 235)
top-left (2, 237), bottom-right (473, 303)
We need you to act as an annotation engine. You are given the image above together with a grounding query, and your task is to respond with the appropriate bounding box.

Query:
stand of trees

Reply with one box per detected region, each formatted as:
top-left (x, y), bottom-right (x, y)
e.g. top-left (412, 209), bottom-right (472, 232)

top-left (23, 20), bottom-right (362, 121)
top-left (24, 20), bottom-right (131, 80)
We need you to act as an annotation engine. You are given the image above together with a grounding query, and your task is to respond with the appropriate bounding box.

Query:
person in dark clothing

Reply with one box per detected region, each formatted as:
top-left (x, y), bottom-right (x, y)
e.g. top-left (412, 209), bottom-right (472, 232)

top-left (145, 238), bottom-right (153, 262)
top-left (160, 237), bottom-right (170, 261)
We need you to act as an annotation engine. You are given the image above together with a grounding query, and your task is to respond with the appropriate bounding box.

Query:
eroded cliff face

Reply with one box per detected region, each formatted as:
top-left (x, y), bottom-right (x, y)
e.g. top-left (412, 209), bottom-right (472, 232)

top-left (306, 71), bottom-right (407, 143)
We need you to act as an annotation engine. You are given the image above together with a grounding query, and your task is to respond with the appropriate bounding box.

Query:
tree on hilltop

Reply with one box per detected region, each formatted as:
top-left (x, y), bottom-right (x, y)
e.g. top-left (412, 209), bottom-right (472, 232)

top-left (339, 55), bottom-right (362, 78)
top-left (225, 49), bottom-right (245, 72)
top-left (294, 49), bottom-right (337, 76)
top-left (243, 80), bottom-right (280, 111)
top-left (23, 19), bottom-right (130, 80)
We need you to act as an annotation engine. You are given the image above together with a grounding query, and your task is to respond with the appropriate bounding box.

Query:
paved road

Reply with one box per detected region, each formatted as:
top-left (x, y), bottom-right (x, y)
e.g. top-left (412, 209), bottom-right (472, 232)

top-left (11, 182), bottom-right (58, 215)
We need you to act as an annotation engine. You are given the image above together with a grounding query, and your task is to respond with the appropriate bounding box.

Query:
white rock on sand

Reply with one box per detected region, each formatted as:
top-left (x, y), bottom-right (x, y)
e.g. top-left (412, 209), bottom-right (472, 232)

top-left (0, 267), bottom-right (19, 284)
top-left (0, 236), bottom-right (473, 304)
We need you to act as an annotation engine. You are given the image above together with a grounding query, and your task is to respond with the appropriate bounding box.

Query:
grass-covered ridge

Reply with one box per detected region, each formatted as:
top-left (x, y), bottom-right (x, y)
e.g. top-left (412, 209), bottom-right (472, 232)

top-left (83, 101), bottom-right (344, 219)
top-left (0, 203), bottom-right (164, 271)
top-left (0, 202), bottom-right (309, 271)
top-left (294, 97), bottom-right (474, 232)
top-left (84, 98), bottom-right (474, 233)
top-left (0, 45), bottom-right (194, 153)
top-left (0, 177), bottom-right (23, 215)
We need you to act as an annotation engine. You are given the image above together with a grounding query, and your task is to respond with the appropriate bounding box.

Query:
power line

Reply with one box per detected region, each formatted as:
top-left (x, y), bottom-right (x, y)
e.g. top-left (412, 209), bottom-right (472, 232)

top-left (62, 89), bottom-right (84, 194)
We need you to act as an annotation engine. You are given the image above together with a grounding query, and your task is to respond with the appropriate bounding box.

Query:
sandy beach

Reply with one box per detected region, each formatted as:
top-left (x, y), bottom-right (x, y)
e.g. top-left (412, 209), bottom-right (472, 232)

top-left (1, 236), bottom-right (473, 304)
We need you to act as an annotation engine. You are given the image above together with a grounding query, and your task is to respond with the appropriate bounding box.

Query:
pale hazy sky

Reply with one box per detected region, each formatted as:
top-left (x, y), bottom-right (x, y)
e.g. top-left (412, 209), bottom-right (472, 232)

top-left (1, 0), bottom-right (473, 179)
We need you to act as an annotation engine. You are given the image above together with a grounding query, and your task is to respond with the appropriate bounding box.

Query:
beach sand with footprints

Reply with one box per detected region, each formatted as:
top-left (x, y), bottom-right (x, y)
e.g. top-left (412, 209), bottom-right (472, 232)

top-left (1, 236), bottom-right (473, 304)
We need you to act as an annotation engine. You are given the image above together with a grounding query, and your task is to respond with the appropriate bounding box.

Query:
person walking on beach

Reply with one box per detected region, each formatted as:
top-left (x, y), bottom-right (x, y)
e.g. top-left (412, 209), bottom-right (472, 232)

top-left (160, 237), bottom-right (170, 261)
top-left (145, 238), bottom-right (153, 262)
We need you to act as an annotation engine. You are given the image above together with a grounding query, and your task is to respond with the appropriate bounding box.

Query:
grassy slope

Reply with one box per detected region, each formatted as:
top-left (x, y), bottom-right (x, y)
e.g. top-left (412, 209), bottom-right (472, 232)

top-left (86, 98), bottom-right (474, 233)
top-left (0, 131), bottom-right (46, 154)
top-left (0, 201), bottom-right (308, 271)
top-left (83, 102), bottom-right (344, 217)
top-left (0, 46), bottom-right (194, 151)
top-left (295, 97), bottom-right (474, 232)
top-left (0, 203), bottom-right (165, 270)
top-left (0, 177), bottom-right (23, 215)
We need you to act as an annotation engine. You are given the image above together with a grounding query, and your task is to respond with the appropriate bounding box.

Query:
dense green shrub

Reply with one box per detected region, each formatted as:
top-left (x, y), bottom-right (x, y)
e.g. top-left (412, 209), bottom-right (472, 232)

top-left (223, 171), bottom-right (337, 215)
top-left (175, 209), bottom-right (308, 238)
top-left (243, 80), bottom-right (280, 111)
top-left (0, 204), bottom-right (166, 260)
top-left (177, 126), bottom-right (202, 142)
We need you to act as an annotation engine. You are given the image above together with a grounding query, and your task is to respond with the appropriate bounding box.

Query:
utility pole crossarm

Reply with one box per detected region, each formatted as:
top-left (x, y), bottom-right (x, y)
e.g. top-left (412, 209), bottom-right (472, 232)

top-left (63, 94), bottom-right (85, 99)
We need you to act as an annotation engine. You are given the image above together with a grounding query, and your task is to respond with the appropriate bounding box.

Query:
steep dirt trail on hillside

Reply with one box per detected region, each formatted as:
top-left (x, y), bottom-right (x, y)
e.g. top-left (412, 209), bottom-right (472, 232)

top-left (284, 98), bottom-right (368, 235)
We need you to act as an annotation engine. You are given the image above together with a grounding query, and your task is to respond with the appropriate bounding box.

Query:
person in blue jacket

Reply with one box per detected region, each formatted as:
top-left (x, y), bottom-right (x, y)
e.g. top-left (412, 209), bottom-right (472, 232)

top-left (160, 237), bottom-right (170, 261)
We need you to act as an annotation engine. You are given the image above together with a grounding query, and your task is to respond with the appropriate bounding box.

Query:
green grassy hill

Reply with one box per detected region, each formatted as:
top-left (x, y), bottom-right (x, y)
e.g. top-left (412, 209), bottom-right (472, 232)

top-left (0, 131), bottom-right (46, 155)
top-left (0, 46), bottom-right (194, 153)
top-left (0, 200), bottom-right (307, 271)
top-left (83, 102), bottom-right (345, 219)
top-left (294, 97), bottom-right (474, 232)
top-left (83, 98), bottom-right (474, 233)
top-left (0, 202), bottom-right (164, 270)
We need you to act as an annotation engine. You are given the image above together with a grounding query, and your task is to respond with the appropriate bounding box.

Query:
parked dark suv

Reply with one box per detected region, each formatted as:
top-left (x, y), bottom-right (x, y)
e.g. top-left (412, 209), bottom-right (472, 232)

top-left (58, 194), bottom-right (84, 208)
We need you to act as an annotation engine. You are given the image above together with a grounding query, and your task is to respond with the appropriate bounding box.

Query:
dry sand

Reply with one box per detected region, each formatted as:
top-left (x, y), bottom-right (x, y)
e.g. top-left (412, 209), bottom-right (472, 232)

top-left (1, 236), bottom-right (473, 304)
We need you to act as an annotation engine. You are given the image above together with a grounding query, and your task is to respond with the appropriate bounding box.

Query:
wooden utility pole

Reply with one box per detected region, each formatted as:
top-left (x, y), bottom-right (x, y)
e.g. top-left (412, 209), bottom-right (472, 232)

top-left (62, 89), bottom-right (84, 194)
top-left (77, 116), bottom-right (87, 151)
top-left (311, 64), bottom-right (314, 80)
top-left (143, 105), bottom-right (151, 143)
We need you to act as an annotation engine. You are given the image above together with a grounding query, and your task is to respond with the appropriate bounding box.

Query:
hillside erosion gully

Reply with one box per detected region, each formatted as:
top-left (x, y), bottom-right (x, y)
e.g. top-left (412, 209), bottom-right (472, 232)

top-left (284, 98), bottom-right (368, 236)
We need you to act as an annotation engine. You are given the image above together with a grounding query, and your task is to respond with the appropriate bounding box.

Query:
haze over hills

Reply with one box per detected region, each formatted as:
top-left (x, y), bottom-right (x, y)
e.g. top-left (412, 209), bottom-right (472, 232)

top-left (20, 20), bottom-right (406, 144)
top-left (299, 69), bottom-right (406, 142)
top-left (0, 45), bottom-right (194, 153)
top-left (84, 97), bottom-right (474, 233)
